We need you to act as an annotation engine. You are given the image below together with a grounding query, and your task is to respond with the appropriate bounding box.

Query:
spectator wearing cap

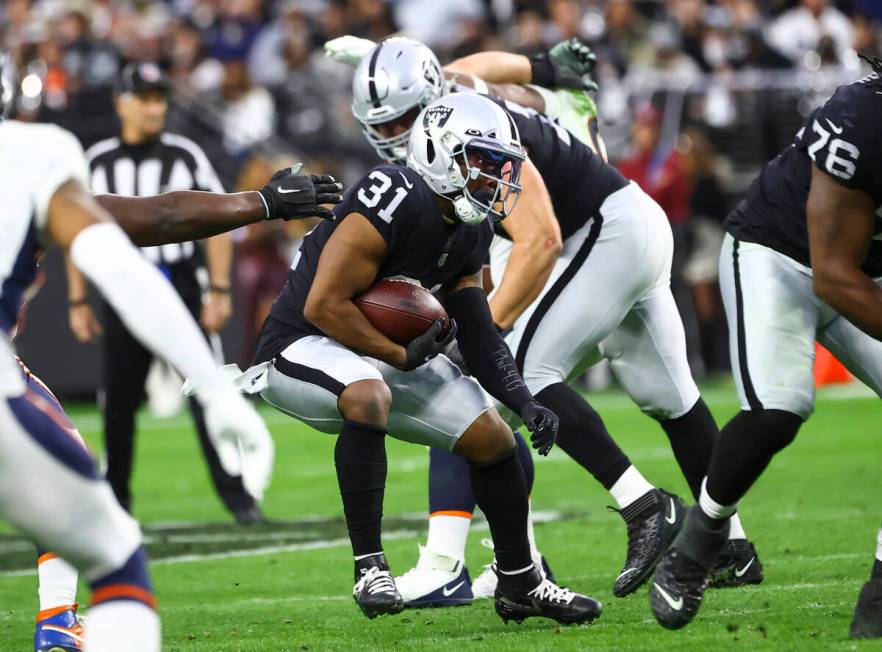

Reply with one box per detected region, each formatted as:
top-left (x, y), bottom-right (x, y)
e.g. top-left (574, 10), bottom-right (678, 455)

top-left (64, 62), bottom-right (265, 525)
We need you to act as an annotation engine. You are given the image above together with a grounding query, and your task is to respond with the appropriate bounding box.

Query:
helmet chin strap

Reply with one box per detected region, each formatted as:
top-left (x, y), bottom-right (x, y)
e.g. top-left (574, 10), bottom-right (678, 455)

top-left (453, 195), bottom-right (485, 224)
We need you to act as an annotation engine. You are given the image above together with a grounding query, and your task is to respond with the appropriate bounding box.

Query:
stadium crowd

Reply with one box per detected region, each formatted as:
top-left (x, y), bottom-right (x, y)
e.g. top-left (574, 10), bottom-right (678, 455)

top-left (1, 0), bottom-right (879, 374)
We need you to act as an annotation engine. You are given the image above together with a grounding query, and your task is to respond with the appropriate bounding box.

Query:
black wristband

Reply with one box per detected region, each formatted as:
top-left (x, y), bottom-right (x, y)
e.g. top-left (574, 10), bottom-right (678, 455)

top-left (69, 297), bottom-right (88, 307)
top-left (209, 285), bottom-right (231, 294)
top-left (529, 52), bottom-right (557, 88)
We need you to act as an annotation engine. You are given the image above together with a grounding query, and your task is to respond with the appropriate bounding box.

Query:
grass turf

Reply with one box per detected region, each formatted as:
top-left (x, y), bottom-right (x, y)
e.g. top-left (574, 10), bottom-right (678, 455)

top-left (1, 382), bottom-right (880, 650)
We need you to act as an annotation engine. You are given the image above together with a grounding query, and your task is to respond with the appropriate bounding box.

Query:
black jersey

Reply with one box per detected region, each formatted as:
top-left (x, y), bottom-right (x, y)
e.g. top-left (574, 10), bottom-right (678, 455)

top-left (260, 164), bottom-right (492, 358)
top-left (726, 75), bottom-right (882, 275)
top-left (494, 99), bottom-right (628, 240)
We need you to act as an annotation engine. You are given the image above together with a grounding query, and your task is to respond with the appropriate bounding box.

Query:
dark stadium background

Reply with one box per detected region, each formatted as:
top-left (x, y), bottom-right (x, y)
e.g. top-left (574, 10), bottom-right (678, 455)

top-left (2, 0), bottom-right (879, 396)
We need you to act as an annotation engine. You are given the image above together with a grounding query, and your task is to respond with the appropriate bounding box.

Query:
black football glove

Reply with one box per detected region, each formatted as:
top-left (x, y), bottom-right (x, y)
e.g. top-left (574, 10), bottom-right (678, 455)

top-left (258, 163), bottom-right (343, 221)
top-left (403, 319), bottom-right (457, 371)
top-left (520, 400), bottom-right (559, 456)
top-left (529, 38), bottom-right (599, 93)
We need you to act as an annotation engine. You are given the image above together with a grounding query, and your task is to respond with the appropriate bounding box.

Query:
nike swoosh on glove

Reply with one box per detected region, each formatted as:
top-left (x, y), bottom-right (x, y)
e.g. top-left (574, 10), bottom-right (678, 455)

top-left (258, 163), bottom-right (343, 221)
top-left (403, 319), bottom-right (457, 371)
top-left (201, 387), bottom-right (275, 501)
top-left (324, 35), bottom-right (377, 67)
top-left (520, 401), bottom-right (559, 456)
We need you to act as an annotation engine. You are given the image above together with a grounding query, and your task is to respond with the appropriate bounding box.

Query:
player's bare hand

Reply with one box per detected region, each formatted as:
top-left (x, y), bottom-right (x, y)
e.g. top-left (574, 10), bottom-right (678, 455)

top-left (258, 163), bottom-right (343, 221)
top-left (402, 318), bottom-right (457, 371)
top-left (520, 400), bottom-right (559, 456)
top-left (69, 303), bottom-right (102, 343)
top-left (201, 291), bottom-right (233, 333)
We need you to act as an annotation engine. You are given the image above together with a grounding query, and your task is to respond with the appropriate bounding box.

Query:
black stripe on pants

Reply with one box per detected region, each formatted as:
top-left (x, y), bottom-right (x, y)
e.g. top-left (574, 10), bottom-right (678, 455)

top-left (732, 239), bottom-right (763, 410)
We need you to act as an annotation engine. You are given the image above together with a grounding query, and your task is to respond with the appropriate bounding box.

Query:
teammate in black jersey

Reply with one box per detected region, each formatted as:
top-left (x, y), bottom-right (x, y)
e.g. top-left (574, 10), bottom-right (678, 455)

top-left (344, 36), bottom-right (762, 606)
top-left (651, 57), bottom-right (882, 635)
top-left (249, 92), bottom-right (602, 624)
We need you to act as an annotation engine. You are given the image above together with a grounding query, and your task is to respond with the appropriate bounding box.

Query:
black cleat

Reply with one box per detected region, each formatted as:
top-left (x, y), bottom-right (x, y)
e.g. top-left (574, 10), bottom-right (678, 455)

top-left (612, 488), bottom-right (685, 597)
top-left (850, 579), bottom-right (882, 639)
top-left (233, 504), bottom-right (267, 526)
top-left (352, 554), bottom-right (404, 619)
top-left (494, 566), bottom-right (602, 626)
top-left (710, 539), bottom-right (764, 588)
top-left (649, 506), bottom-right (727, 629)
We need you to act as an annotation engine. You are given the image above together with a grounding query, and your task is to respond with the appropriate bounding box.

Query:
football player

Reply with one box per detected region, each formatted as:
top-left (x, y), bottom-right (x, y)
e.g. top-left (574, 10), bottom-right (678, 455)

top-left (26, 169), bottom-right (341, 652)
top-left (241, 92), bottom-right (602, 624)
top-left (343, 37), bottom-right (760, 607)
top-left (650, 56), bottom-right (882, 635)
top-left (0, 54), bottom-right (283, 651)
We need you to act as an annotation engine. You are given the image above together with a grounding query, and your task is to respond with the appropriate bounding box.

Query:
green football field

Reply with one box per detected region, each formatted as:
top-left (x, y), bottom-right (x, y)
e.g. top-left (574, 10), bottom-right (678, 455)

top-left (1, 382), bottom-right (881, 650)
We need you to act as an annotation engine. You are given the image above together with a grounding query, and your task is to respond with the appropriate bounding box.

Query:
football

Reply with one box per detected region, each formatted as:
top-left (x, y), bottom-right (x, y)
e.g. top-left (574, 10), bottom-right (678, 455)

top-left (354, 278), bottom-right (451, 345)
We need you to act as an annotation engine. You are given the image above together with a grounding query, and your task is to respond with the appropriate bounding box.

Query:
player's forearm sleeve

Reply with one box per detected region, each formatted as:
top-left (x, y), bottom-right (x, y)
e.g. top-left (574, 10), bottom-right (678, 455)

top-left (445, 286), bottom-right (533, 414)
top-left (70, 222), bottom-right (225, 397)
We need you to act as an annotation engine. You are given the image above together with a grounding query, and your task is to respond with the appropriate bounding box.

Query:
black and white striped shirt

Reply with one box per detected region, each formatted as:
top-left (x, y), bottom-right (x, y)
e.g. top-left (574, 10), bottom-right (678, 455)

top-left (86, 133), bottom-right (225, 265)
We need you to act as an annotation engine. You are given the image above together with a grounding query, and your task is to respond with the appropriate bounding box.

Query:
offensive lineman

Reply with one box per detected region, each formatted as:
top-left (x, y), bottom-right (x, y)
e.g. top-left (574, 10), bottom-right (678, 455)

top-left (342, 37), bottom-right (760, 607)
top-left (0, 56), bottom-right (276, 651)
top-left (246, 92), bottom-right (602, 624)
top-left (650, 56), bottom-right (882, 637)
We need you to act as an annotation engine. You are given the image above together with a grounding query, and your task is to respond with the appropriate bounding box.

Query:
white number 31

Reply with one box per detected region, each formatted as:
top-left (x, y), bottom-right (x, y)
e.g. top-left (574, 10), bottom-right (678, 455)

top-left (357, 170), bottom-right (409, 223)
top-left (807, 119), bottom-right (860, 180)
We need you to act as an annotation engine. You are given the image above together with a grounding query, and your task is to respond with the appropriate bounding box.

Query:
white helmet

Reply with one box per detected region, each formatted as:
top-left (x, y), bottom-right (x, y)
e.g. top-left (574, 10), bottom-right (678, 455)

top-left (352, 37), bottom-right (444, 164)
top-left (407, 93), bottom-right (525, 225)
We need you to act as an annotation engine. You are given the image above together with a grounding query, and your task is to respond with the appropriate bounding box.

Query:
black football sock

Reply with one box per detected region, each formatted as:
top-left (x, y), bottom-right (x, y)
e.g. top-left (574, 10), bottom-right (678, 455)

top-left (660, 398), bottom-right (719, 500)
top-left (469, 448), bottom-right (532, 574)
top-left (335, 419), bottom-right (388, 559)
top-left (872, 558), bottom-right (882, 581)
top-left (537, 383), bottom-right (631, 490)
top-left (704, 409), bottom-right (803, 508)
top-left (427, 430), bottom-right (534, 516)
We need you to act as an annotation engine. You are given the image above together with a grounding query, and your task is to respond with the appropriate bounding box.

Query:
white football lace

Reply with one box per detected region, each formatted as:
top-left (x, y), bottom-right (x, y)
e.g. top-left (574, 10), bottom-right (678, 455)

top-left (359, 567), bottom-right (398, 595)
top-left (528, 578), bottom-right (575, 604)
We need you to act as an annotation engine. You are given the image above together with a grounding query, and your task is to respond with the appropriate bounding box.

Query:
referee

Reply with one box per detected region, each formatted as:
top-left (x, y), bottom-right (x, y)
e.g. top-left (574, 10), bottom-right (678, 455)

top-left (66, 63), bottom-right (263, 524)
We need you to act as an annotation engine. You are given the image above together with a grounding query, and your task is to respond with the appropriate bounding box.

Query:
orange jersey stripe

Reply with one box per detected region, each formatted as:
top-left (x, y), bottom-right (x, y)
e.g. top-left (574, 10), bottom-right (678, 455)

top-left (429, 510), bottom-right (473, 519)
top-left (91, 584), bottom-right (157, 611)
top-left (37, 552), bottom-right (59, 565)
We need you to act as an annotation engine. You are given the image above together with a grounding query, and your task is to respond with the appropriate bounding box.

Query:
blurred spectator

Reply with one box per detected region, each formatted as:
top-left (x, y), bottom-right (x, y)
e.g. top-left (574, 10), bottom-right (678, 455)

top-left (395, 0), bottom-right (481, 51)
top-left (216, 57), bottom-right (275, 158)
top-left (233, 155), bottom-right (318, 367)
top-left (766, 0), bottom-right (855, 65)
top-left (618, 103), bottom-right (704, 375)
top-left (681, 127), bottom-right (731, 374)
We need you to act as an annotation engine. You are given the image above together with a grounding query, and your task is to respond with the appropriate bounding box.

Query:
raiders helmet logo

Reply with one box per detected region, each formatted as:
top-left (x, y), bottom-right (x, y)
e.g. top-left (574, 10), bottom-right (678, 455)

top-left (423, 62), bottom-right (441, 88)
top-left (423, 105), bottom-right (453, 133)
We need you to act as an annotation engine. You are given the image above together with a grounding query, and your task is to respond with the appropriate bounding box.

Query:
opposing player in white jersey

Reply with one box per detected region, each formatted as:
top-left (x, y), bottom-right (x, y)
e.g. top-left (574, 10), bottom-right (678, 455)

top-left (650, 56), bottom-right (882, 636)
top-left (8, 156), bottom-right (340, 652)
top-left (0, 55), bottom-right (280, 652)
top-left (340, 37), bottom-right (761, 606)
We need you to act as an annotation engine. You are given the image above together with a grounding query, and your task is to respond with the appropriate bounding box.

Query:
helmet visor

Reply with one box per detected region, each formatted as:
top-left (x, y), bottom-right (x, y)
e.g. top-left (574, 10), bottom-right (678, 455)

top-left (460, 140), bottom-right (525, 222)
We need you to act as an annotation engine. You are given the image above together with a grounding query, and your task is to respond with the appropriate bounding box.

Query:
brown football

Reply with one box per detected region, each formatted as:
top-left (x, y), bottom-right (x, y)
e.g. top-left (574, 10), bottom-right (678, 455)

top-left (355, 279), bottom-right (450, 345)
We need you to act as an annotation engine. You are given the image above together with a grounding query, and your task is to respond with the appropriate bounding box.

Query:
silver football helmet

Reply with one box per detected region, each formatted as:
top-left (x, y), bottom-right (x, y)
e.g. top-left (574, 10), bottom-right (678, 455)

top-left (352, 37), bottom-right (444, 164)
top-left (407, 93), bottom-right (525, 225)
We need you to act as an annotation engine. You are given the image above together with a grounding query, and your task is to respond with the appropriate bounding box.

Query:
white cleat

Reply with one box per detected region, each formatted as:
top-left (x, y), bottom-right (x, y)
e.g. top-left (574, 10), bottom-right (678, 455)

top-left (394, 546), bottom-right (474, 608)
top-left (471, 538), bottom-right (556, 599)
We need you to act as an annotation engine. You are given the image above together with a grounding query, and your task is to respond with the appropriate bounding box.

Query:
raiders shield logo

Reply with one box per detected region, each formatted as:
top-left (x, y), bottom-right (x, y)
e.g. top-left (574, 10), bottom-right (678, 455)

top-left (423, 105), bottom-right (454, 133)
